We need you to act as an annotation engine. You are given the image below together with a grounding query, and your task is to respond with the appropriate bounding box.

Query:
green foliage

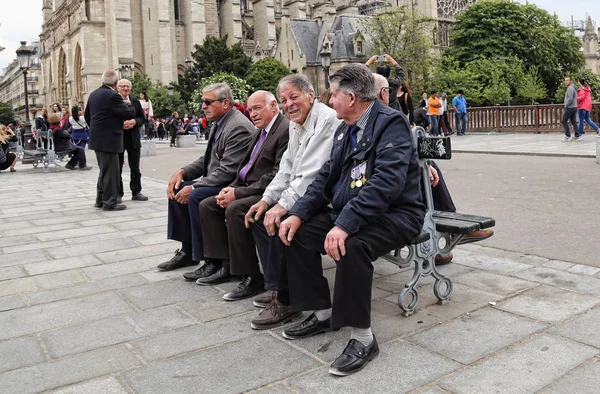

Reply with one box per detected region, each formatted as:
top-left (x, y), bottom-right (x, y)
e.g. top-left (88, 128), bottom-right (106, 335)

top-left (191, 72), bottom-right (253, 113)
top-left (178, 36), bottom-right (252, 104)
top-left (519, 66), bottom-right (547, 105)
top-left (127, 73), bottom-right (187, 118)
top-left (433, 57), bottom-right (483, 106)
top-left (483, 70), bottom-right (511, 105)
top-left (445, 1), bottom-right (585, 101)
top-left (364, 7), bottom-right (436, 94)
top-left (245, 58), bottom-right (291, 94)
top-left (554, 69), bottom-right (600, 103)
top-left (0, 102), bottom-right (15, 126)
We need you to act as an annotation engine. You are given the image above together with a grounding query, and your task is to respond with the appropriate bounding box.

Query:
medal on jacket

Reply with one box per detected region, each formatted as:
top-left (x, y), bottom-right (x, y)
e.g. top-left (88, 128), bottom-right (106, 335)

top-left (351, 165), bottom-right (361, 188)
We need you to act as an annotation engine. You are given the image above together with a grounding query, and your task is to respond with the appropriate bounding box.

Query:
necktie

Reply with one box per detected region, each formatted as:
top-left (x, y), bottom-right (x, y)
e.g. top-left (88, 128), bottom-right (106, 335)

top-left (239, 129), bottom-right (267, 182)
top-left (332, 125), bottom-right (359, 194)
top-left (203, 123), bottom-right (218, 177)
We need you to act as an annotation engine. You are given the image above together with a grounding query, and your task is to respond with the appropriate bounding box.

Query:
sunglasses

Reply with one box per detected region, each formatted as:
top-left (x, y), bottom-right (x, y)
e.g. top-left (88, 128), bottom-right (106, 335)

top-left (201, 98), bottom-right (225, 106)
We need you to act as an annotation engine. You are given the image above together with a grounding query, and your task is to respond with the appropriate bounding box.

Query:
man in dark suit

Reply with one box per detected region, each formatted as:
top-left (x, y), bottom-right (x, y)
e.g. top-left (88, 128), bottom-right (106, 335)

top-left (278, 64), bottom-right (426, 376)
top-left (116, 79), bottom-right (148, 202)
top-left (188, 91), bottom-right (289, 291)
top-left (157, 83), bottom-right (255, 272)
top-left (85, 70), bottom-right (135, 211)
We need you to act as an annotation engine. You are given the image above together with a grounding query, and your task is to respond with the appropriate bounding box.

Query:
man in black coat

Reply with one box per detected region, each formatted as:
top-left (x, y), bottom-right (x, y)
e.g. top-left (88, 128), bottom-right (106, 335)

top-left (85, 70), bottom-right (135, 211)
top-left (117, 79), bottom-right (148, 202)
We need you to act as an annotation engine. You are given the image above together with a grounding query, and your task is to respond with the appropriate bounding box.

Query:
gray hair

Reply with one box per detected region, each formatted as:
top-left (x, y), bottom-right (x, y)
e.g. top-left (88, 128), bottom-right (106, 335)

top-left (101, 70), bottom-right (119, 86)
top-left (276, 74), bottom-right (315, 100)
top-left (329, 63), bottom-right (376, 102)
top-left (248, 90), bottom-right (278, 107)
top-left (203, 83), bottom-right (234, 104)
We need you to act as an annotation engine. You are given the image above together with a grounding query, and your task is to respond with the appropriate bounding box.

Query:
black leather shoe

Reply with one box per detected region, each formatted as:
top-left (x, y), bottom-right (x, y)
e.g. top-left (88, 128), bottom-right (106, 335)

top-left (222, 275), bottom-right (265, 301)
top-left (103, 204), bottom-right (127, 211)
top-left (282, 313), bottom-right (338, 340)
top-left (182, 261), bottom-right (219, 281)
top-left (196, 265), bottom-right (232, 286)
top-left (94, 202), bottom-right (103, 208)
top-left (329, 336), bottom-right (379, 376)
top-left (132, 193), bottom-right (149, 201)
top-left (157, 249), bottom-right (197, 271)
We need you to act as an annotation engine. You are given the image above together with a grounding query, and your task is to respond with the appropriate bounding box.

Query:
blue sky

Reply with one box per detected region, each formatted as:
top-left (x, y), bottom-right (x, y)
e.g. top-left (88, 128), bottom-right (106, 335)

top-left (0, 0), bottom-right (597, 71)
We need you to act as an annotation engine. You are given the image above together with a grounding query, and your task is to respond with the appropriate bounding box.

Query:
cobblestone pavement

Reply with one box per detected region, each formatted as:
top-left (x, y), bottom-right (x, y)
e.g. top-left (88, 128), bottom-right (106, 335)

top-left (1, 156), bottom-right (599, 393)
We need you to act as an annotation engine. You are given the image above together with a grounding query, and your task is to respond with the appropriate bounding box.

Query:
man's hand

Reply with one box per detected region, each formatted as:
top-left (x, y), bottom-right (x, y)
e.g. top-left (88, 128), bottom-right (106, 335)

top-left (365, 55), bottom-right (378, 66)
top-left (167, 169), bottom-right (185, 199)
top-left (279, 215), bottom-right (302, 246)
top-left (123, 119), bottom-right (136, 130)
top-left (123, 98), bottom-right (131, 105)
top-left (174, 185), bottom-right (193, 204)
top-left (429, 165), bottom-right (439, 187)
top-left (263, 204), bottom-right (289, 237)
top-left (384, 54), bottom-right (398, 65)
top-left (245, 200), bottom-right (269, 228)
top-left (324, 226), bottom-right (349, 261)
top-left (216, 187), bottom-right (236, 208)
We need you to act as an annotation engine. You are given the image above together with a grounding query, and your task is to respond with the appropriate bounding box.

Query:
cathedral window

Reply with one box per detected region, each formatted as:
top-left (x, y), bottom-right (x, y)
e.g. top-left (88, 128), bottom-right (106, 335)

top-left (174, 0), bottom-right (180, 21)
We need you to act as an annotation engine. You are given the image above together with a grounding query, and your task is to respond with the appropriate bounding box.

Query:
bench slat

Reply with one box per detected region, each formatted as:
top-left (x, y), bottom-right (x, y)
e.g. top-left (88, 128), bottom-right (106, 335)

top-left (434, 217), bottom-right (481, 234)
top-left (434, 211), bottom-right (495, 229)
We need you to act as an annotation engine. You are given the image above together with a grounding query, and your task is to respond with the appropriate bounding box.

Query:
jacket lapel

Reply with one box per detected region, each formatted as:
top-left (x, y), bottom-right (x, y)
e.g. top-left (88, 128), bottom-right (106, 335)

top-left (344, 100), bottom-right (381, 164)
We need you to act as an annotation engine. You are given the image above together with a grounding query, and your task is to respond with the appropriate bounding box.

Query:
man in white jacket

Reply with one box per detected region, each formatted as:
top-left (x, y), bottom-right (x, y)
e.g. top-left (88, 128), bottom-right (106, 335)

top-left (240, 74), bottom-right (341, 329)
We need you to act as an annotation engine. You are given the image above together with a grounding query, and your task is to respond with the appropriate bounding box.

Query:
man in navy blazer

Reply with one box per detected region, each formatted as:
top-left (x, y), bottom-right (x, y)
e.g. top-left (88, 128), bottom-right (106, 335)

top-left (278, 64), bottom-right (426, 376)
top-left (85, 70), bottom-right (135, 211)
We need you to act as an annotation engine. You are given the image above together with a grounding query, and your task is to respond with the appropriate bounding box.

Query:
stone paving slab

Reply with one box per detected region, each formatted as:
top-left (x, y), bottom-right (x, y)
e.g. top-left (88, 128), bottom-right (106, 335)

top-left (286, 340), bottom-right (460, 393)
top-left (0, 346), bottom-right (140, 394)
top-left (407, 308), bottom-right (547, 364)
top-left (541, 359), bottom-right (600, 394)
top-left (0, 337), bottom-right (46, 374)
top-left (512, 266), bottom-right (600, 296)
top-left (126, 334), bottom-right (321, 394)
top-left (552, 307), bottom-right (600, 348)
top-left (48, 376), bottom-right (130, 394)
top-left (439, 334), bottom-right (599, 394)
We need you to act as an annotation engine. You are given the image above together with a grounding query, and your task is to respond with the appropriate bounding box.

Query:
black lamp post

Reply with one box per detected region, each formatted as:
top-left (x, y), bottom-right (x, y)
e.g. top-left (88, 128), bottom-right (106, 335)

top-left (16, 41), bottom-right (35, 161)
top-left (320, 43), bottom-right (332, 90)
top-left (167, 84), bottom-right (175, 114)
top-left (184, 57), bottom-right (192, 67)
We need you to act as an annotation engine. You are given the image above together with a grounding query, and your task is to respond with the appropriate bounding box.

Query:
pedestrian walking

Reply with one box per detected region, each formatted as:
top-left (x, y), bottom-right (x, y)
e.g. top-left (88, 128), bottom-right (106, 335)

top-left (452, 90), bottom-right (468, 135)
top-left (577, 77), bottom-right (599, 136)
top-left (562, 76), bottom-right (580, 141)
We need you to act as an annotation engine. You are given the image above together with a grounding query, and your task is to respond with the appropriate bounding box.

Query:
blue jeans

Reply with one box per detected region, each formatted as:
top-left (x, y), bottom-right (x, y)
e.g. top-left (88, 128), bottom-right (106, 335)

top-left (430, 115), bottom-right (440, 136)
top-left (562, 107), bottom-right (579, 137)
top-left (74, 140), bottom-right (87, 150)
top-left (578, 109), bottom-right (599, 134)
top-left (455, 112), bottom-right (467, 134)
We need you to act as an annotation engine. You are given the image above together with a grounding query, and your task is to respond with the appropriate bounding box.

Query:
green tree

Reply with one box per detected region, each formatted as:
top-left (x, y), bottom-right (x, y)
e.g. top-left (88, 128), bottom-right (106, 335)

top-left (0, 102), bottom-right (15, 126)
top-left (364, 7), bottom-right (436, 94)
top-left (446, 1), bottom-right (585, 101)
top-left (126, 73), bottom-right (186, 117)
top-left (245, 58), bottom-right (291, 94)
top-left (554, 69), bottom-right (600, 103)
top-left (433, 57), bottom-right (483, 106)
top-left (191, 72), bottom-right (253, 113)
top-left (483, 70), bottom-right (511, 106)
top-left (129, 73), bottom-right (154, 99)
top-left (518, 66), bottom-right (547, 105)
top-left (178, 36), bottom-right (252, 104)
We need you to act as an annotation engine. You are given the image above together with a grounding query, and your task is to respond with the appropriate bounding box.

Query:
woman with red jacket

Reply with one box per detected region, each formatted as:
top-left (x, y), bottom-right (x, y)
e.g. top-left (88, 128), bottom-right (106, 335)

top-left (577, 78), bottom-right (599, 135)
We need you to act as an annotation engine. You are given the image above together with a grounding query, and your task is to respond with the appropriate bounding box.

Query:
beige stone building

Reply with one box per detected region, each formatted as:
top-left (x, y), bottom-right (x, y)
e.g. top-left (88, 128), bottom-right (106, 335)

top-left (583, 16), bottom-right (600, 76)
top-left (35, 0), bottom-right (477, 110)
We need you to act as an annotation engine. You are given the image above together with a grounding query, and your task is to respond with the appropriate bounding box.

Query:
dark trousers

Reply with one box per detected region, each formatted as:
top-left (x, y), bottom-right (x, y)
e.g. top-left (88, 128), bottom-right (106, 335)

top-left (66, 146), bottom-right (87, 168)
top-left (443, 112), bottom-right (452, 133)
top-left (118, 147), bottom-right (142, 196)
top-left (252, 217), bottom-right (287, 291)
top-left (95, 151), bottom-right (120, 208)
top-left (199, 194), bottom-right (262, 273)
top-left (562, 107), bottom-right (579, 137)
top-left (167, 181), bottom-right (221, 262)
top-left (430, 161), bottom-right (456, 212)
top-left (286, 213), bottom-right (407, 329)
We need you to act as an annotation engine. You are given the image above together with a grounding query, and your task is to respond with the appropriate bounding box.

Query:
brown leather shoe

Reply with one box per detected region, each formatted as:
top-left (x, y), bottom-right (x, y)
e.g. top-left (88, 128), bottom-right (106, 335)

top-left (253, 290), bottom-right (277, 308)
top-left (435, 252), bottom-right (453, 266)
top-left (250, 299), bottom-right (302, 330)
top-left (459, 229), bottom-right (494, 245)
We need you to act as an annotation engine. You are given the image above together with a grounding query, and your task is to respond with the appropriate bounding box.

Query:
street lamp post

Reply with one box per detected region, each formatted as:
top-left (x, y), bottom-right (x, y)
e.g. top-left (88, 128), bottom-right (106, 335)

top-left (320, 43), bottom-right (332, 90)
top-left (167, 84), bottom-right (175, 114)
top-left (16, 41), bottom-right (35, 162)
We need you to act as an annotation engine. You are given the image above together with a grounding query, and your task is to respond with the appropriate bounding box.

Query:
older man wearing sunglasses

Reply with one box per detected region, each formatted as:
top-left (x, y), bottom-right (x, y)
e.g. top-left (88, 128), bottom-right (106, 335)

top-left (158, 83), bottom-right (255, 272)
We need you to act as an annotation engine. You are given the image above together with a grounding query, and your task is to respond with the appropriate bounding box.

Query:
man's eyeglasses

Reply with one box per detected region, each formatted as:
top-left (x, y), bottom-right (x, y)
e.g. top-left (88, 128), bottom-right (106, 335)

top-left (201, 98), bottom-right (225, 106)
top-left (380, 87), bottom-right (392, 96)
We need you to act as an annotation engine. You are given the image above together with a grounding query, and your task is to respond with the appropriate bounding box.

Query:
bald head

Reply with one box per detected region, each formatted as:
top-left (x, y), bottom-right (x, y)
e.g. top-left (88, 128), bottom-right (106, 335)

top-left (373, 73), bottom-right (390, 105)
top-left (247, 90), bottom-right (279, 129)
